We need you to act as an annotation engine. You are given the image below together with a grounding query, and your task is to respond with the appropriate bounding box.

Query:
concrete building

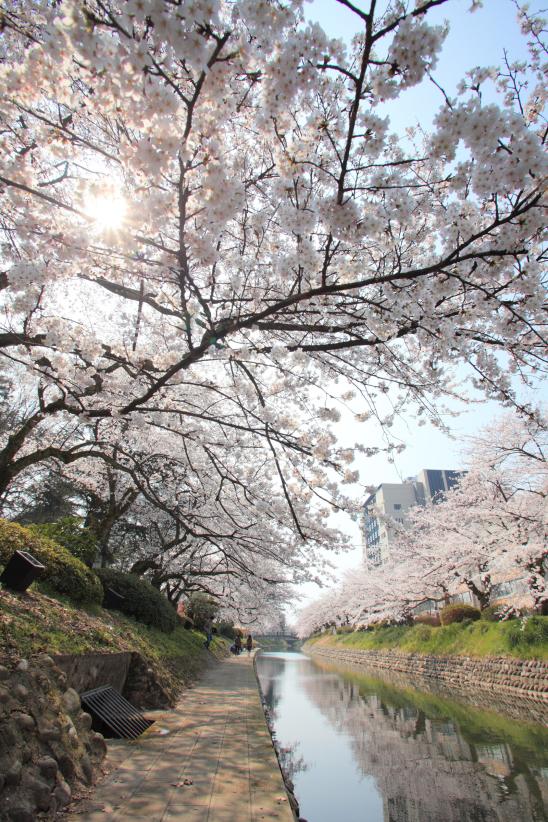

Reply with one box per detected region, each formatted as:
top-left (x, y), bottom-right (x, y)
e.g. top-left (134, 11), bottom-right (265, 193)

top-left (363, 469), bottom-right (462, 566)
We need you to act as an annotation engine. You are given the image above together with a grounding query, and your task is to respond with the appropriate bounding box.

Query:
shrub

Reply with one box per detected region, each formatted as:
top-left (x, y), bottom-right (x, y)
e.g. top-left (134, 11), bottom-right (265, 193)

top-left (0, 519), bottom-right (102, 604)
top-left (217, 620), bottom-right (236, 639)
top-left (520, 616), bottom-right (548, 647)
top-left (481, 604), bottom-right (501, 622)
top-left (414, 613), bottom-right (441, 627)
top-left (369, 619), bottom-right (395, 631)
top-left (30, 517), bottom-right (97, 567)
top-left (481, 604), bottom-right (513, 622)
top-left (96, 568), bottom-right (177, 633)
top-left (336, 625), bottom-right (354, 634)
top-left (414, 624), bottom-right (433, 642)
top-left (440, 603), bottom-right (481, 626)
top-left (506, 622), bottom-right (522, 648)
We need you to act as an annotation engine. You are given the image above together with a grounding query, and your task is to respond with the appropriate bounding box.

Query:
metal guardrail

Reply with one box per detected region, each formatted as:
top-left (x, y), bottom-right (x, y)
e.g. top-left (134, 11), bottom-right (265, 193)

top-left (80, 685), bottom-right (154, 739)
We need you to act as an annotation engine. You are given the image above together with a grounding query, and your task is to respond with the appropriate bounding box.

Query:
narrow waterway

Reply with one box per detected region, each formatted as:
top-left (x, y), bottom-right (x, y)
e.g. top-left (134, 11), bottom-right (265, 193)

top-left (255, 651), bottom-right (548, 822)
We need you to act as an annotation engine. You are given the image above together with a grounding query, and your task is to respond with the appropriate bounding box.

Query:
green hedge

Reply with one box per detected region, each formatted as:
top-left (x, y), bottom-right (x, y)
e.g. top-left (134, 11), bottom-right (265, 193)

top-left (96, 568), bottom-right (177, 633)
top-left (0, 519), bottom-right (102, 604)
top-left (30, 517), bottom-right (97, 567)
top-left (440, 603), bottom-right (481, 625)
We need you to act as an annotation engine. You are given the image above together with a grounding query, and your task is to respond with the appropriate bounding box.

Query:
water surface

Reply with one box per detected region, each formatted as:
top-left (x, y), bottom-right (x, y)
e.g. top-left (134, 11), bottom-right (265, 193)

top-left (255, 651), bottom-right (548, 822)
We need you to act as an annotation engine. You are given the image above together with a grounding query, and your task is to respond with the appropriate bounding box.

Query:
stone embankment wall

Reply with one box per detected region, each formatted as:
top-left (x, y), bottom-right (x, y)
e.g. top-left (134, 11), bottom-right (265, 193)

top-left (53, 651), bottom-right (172, 710)
top-left (123, 652), bottom-right (173, 709)
top-left (0, 655), bottom-right (107, 822)
top-left (307, 646), bottom-right (548, 722)
top-left (53, 651), bottom-right (132, 695)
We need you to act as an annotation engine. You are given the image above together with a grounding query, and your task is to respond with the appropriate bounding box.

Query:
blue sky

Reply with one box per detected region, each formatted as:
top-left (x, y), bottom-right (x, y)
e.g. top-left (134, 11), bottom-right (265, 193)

top-left (307, 0), bottom-right (545, 133)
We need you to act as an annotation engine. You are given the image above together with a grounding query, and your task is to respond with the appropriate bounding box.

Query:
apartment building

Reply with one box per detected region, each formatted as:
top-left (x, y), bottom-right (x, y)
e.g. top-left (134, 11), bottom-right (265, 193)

top-left (363, 469), bottom-right (462, 566)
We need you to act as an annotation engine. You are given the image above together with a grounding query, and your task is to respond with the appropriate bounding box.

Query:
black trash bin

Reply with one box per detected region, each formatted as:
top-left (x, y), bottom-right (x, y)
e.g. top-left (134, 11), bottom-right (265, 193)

top-left (103, 587), bottom-right (125, 610)
top-left (0, 550), bottom-right (46, 592)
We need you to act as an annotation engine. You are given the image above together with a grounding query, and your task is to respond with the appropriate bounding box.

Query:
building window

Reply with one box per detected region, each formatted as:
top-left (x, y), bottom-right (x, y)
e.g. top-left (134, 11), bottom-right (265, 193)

top-left (394, 503), bottom-right (401, 510)
top-left (491, 578), bottom-right (528, 599)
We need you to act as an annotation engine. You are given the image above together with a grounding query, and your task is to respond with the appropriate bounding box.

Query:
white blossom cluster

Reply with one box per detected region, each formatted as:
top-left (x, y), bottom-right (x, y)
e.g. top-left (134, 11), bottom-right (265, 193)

top-left (388, 16), bottom-right (448, 88)
top-left (431, 100), bottom-right (547, 195)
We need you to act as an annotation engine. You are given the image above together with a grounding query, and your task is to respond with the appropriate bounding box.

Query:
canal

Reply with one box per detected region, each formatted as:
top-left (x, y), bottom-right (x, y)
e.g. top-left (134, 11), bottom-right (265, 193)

top-left (255, 651), bottom-right (548, 822)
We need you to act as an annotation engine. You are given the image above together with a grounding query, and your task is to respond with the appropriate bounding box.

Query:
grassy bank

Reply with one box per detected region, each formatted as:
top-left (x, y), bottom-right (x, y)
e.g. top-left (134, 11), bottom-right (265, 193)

top-left (306, 617), bottom-right (548, 660)
top-left (0, 585), bottom-right (230, 699)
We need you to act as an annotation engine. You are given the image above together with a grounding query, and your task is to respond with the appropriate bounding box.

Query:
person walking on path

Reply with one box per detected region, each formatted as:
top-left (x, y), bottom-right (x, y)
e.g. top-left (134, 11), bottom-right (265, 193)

top-left (234, 633), bottom-right (242, 655)
top-left (203, 615), bottom-right (213, 650)
top-left (246, 634), bottom-right (253, 655)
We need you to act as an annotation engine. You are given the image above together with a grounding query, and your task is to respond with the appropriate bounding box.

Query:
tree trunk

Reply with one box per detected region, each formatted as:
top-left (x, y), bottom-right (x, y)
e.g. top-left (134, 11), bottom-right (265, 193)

top-left (463, 578), bottom-right (490, 610)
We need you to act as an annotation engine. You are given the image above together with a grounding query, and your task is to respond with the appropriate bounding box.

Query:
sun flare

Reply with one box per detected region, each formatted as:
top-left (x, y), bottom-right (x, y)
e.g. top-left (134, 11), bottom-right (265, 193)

top-left (86, 192), bottom-right (128, 231)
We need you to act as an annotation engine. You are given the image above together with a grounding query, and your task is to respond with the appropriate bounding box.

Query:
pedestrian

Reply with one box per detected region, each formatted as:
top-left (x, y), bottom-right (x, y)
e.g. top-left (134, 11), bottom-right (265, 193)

top-left (246, 634), bottom-right (253, 655)
top-left (234, 633), bottom-right (242, 655)
top-left (203, 615), bottom-right (213, 650)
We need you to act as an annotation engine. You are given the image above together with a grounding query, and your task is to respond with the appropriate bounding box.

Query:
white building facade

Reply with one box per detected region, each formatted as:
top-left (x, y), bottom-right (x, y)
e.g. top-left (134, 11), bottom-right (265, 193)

top-left (363, 469), bottom-right (462, 566)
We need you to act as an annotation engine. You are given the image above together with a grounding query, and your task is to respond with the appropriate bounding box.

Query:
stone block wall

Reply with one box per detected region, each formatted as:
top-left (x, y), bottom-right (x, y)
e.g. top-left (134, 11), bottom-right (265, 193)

top-left (53, 651), bottom-right (174, 710)
top-left (53, 651), bottom-right (132, 695)
top-left (122, 652), bottom-right (173, 709)
top-left (0, 654), bottom-right (107, 822)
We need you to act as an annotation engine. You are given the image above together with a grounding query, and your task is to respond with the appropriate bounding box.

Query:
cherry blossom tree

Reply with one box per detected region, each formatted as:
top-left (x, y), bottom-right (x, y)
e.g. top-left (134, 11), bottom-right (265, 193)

top-left (0, 0), bottom-right (546, 610)
top-left (384, 410), bottom-right (548, 611)
top-left (460, 410), bottom-right (547, 609)
top-left (296, 588), bottom-right (348, 638)
top-left (296, 410), bottom-right (547, 635)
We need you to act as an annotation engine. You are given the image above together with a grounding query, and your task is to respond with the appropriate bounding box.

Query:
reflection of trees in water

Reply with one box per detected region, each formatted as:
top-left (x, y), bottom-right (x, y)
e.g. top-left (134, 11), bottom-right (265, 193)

top-left (278, 741), bottom-right (308, 784)
top-left (256, 656), bottom-right (307, 794)
top-left (256, 654), bottom-right (284, 719)
top-left (301, 663), bottom-right (547, 822)
top-left (263, 678), bottom-right (278, 716)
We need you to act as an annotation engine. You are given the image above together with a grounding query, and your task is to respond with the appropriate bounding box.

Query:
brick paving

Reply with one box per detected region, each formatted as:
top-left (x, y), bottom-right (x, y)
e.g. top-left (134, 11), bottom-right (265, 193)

top-left (66, 653), bottom-right (294, 822)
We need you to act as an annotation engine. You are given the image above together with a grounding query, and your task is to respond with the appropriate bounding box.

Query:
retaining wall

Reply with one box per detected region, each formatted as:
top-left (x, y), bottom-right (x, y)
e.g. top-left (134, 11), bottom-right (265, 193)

top-left (53, 652), bottom-right (172, 709)
top-left (53, 652), bottom-right (132, 695)
top-left (0, 654), bottom-right (107, 822)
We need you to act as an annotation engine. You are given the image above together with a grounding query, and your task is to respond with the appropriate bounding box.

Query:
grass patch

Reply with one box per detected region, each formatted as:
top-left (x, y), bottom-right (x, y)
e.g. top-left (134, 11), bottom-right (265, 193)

top-left (0, 585), bottom-right (229, 697)
top-left (307, 616), bottom-right (548, 660)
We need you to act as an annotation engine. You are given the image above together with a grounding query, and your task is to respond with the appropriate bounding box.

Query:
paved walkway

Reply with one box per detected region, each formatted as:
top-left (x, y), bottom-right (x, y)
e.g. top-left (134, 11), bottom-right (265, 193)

top-left (67, 653), bottom-right (294, 822)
